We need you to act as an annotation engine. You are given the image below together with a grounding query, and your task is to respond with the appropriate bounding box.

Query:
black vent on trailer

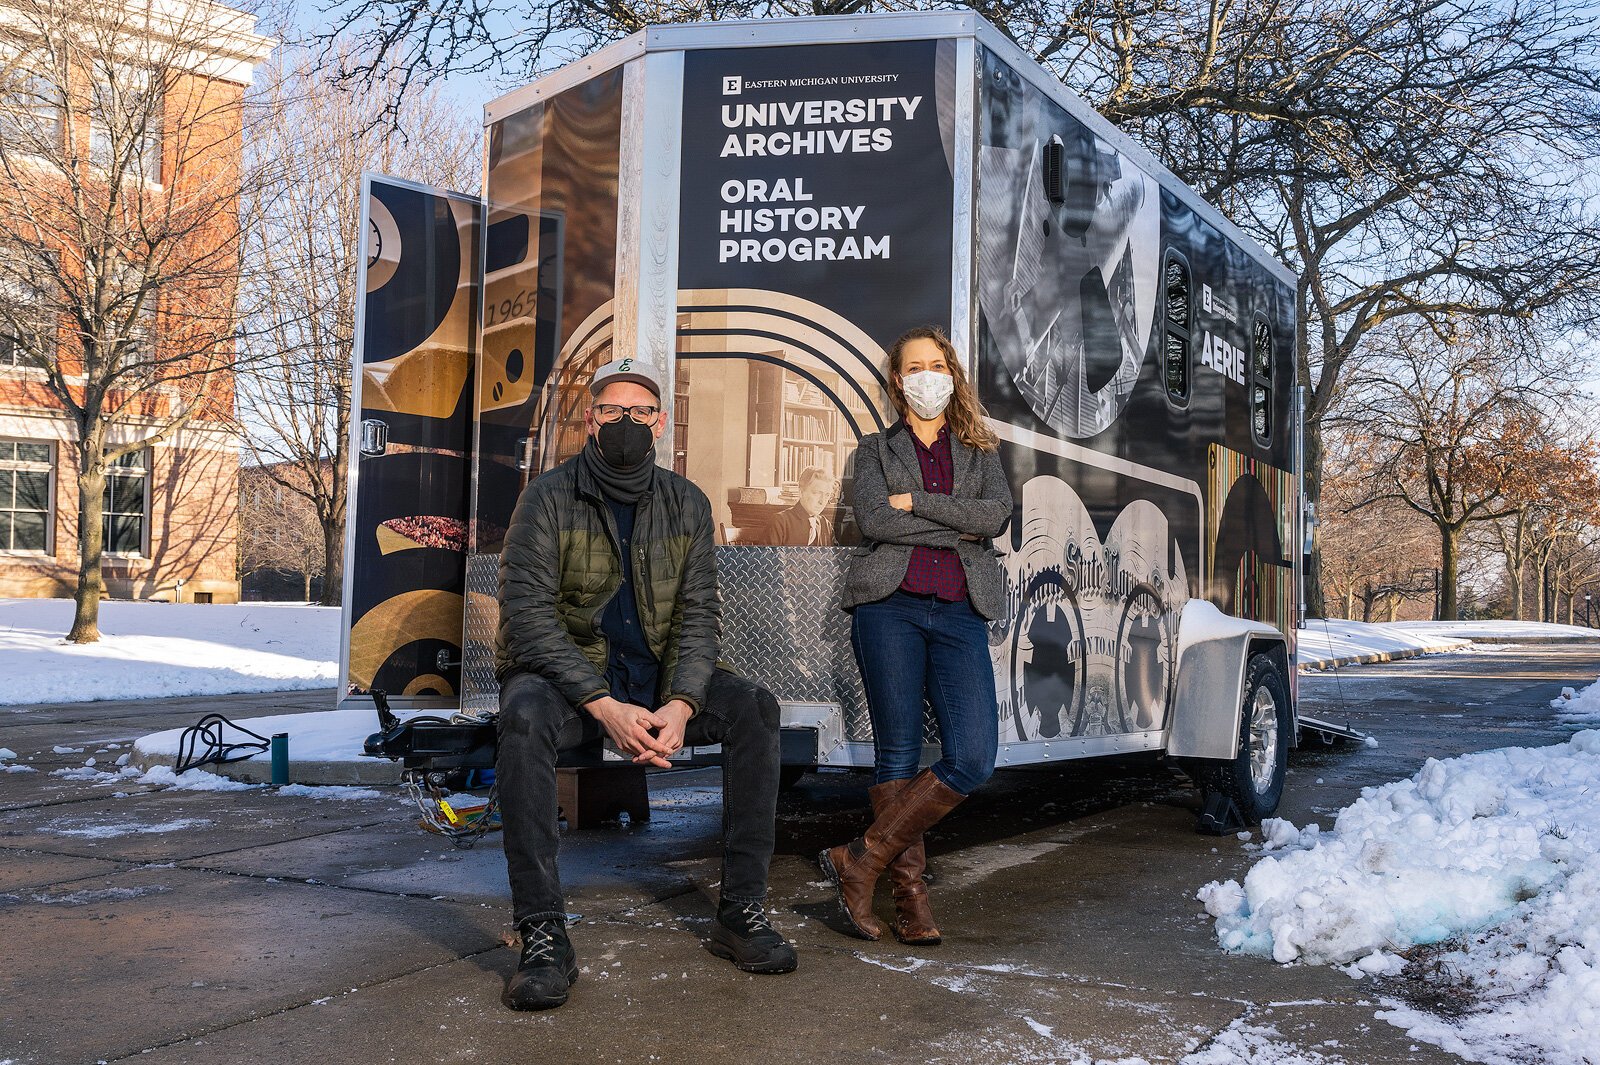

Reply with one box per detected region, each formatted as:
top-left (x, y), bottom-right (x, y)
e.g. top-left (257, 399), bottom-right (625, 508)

top-left (1251, 317), bottom-right (1274, 445)
top-left (1042, 135), bottom-right (1065, 203)
top-left (1163, 250), bottom-right (1192, 405)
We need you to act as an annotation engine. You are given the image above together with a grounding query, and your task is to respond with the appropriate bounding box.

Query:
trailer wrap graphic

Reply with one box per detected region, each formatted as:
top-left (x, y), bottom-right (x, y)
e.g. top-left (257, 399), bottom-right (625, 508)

top-left (675, 40), bottom-right (955, 548)
top-left (343, 178), bottom-right (479, 704)
top-left (479, 68), bottom-right (624, 531)
top-left (975, 46), bottom-right (1296, 743)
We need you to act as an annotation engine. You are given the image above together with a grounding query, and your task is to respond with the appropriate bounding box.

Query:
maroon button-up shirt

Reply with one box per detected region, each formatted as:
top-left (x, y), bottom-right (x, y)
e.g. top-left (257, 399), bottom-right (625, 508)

top-left (898, 424), bottom-right (969, 602)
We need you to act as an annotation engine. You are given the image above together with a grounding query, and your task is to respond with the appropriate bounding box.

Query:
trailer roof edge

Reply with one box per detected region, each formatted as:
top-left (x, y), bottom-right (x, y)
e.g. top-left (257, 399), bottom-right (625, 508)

top-left (646, 10), bottom-right (978, 49)
top-left (484, 32), bottom-right (649, 125)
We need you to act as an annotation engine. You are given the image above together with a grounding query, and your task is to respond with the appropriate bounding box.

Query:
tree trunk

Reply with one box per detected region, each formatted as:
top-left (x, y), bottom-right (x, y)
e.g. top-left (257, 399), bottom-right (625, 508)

top-left (302, 570), bottom-right (312, 602)
top-left (1439, 526), bottom-right (1461, 621)
top-left (318, 510), bottom-right (343, 607)
top-left (68, 428), bottom-right (108, 643)
top-left (1506, 560), bottom-right (1524, 621)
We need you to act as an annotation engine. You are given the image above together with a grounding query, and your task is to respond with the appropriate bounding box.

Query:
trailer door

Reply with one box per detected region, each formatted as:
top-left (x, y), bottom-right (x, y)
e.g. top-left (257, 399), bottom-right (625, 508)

top-left (339, 175), bottom-right (480, 710)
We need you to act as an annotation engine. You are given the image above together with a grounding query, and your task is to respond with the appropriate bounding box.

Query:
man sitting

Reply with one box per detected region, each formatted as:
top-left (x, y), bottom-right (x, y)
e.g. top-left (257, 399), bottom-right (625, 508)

top-left (494, 356), bottom-right (798, 1011)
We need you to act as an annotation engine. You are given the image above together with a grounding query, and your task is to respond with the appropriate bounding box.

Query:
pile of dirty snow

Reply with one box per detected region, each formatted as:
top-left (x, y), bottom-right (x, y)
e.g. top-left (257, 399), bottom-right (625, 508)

top-left (1198, 730), bottom-right (1600, 1065)
top-left (1552, 675), bottom-right (1600, 728)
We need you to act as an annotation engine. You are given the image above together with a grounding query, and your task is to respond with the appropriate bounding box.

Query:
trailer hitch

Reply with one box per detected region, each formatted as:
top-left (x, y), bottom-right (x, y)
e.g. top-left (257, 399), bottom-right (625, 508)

top-left (356, 687), bottom-right (501, 847)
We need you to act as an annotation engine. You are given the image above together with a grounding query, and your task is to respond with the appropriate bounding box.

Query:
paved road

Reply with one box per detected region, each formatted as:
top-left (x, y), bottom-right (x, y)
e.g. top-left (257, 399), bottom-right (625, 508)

top-left (2, 646), bottom-right (1595, 1065)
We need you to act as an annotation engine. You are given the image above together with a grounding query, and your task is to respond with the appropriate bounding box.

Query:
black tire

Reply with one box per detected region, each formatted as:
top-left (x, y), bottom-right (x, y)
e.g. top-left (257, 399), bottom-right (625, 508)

top-left (778, 765), bottom-right (807, 792)
top-left (1195, 653), bottom-right (1290, 824)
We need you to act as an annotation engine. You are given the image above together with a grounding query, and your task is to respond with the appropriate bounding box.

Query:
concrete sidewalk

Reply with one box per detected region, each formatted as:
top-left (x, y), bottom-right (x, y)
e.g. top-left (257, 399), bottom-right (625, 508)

top-left (5, 647), bottom-right (1599, 1063)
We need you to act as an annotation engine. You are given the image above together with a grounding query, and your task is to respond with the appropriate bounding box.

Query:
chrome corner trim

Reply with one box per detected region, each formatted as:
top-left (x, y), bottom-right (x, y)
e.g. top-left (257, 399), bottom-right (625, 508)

top-left (949, 35), bottom-right (978, 368)
top-left (638, 49), bottom-right (685, 372)
top-left (338, 172), bottom-right (375, 707)
top-left (613, 57), bottom-right (646, 376)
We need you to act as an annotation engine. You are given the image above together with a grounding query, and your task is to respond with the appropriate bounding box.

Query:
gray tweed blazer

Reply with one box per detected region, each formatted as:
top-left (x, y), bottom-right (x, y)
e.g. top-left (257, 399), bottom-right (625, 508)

top-left (842, 422), bottom-right (1014, 620)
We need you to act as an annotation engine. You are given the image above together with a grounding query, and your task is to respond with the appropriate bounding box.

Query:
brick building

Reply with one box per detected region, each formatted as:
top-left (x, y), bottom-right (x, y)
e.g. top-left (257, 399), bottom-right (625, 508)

top-left (0, 0), bottom-right (273, 602)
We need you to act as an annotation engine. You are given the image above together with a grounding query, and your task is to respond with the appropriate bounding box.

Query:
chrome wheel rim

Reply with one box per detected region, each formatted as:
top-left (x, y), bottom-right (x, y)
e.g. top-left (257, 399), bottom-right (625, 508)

top-left (1248, 686), bottom-right (1279, 794)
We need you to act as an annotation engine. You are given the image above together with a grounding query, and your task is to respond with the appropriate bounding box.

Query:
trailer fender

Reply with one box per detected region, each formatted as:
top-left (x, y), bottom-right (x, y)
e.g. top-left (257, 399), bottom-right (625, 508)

top-left (1166, 600), bottom-right (1291, 760)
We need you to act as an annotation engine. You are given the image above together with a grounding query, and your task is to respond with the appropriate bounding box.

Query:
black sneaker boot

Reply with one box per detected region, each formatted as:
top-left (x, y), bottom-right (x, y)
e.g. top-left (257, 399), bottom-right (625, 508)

top-left (504, 918), bottom-right (578, 1010)
top-left (707, 899), bottom-right (798, 974)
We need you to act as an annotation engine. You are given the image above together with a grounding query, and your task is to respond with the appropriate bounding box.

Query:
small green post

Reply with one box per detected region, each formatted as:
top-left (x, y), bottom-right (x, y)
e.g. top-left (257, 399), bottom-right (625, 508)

top-left (271, 733), bottom-right (289, 786)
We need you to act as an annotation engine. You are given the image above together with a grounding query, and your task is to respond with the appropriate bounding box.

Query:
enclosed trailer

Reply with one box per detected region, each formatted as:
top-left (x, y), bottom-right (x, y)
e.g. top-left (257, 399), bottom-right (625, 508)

top-left (345, 10), bottom-right (1311, 824)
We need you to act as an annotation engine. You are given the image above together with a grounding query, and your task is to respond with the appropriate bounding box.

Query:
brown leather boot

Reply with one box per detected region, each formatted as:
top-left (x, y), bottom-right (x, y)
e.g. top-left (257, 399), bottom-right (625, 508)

top-left (870, 780), bottom-right (943, 946)
top-left (819, 770), bottom-right (966, 941)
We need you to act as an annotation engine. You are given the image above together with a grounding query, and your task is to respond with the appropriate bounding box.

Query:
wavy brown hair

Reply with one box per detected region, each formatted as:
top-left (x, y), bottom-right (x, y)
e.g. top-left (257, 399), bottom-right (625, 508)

top-left (885, 326), bottom-right (999, 453)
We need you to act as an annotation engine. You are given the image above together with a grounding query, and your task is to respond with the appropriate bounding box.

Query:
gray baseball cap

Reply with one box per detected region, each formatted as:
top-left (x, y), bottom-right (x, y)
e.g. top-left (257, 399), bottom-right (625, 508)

top-left (589, 356), bottom-right (663, 399)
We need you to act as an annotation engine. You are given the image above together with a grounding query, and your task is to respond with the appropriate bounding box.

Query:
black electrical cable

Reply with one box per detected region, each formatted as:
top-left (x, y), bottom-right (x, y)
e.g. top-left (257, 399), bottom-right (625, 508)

top-left (173, 714), bottom-right (271, 772)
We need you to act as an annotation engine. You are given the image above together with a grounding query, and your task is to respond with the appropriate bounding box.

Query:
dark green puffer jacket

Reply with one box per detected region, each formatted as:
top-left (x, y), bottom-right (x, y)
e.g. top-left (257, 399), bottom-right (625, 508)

top-left (494, 453), bottom-right (721, 713)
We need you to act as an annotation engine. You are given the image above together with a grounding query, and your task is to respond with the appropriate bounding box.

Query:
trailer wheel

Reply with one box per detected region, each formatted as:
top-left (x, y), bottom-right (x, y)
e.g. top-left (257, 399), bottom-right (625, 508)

top-left (778, 766), bottom-right (807, 792)
top-left (1197, 653), bottom-right (1290, 824)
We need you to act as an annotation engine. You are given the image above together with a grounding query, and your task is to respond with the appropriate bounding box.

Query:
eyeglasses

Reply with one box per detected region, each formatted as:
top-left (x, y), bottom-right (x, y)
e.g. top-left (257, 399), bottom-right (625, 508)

top-left (591, 403), bottom-right (661, 424)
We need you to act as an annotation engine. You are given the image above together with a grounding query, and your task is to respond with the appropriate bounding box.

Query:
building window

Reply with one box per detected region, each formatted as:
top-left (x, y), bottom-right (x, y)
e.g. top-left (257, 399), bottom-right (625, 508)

top-left (1251, 318), bottom-right (1274, 445)
top-left (89, 64), bottom-right (162, 184)
top-left (0, 261), bottom-right (55, 370)
top-left (104, 450), bottom-right (148, 556)
top-left (0, 58), bottom-right (62, 155)
top-left (0, 439), bottom-right (53, 553)
top-left (1163, 251), bottom-right (1191, 404)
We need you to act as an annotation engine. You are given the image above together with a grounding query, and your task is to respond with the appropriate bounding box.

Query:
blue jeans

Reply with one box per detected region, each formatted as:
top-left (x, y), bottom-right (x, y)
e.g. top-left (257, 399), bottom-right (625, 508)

top-left (851, 591), bottom-right (999, 795)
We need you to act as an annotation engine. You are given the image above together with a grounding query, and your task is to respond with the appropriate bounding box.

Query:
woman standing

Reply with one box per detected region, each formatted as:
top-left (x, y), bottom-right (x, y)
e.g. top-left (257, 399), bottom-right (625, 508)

top-left (820, 326), bottom-right (1012, 944)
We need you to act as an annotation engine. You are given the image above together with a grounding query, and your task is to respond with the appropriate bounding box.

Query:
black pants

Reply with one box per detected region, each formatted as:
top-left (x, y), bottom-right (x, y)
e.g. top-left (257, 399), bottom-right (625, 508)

top-left (496, 669), bottom-right (782, 927)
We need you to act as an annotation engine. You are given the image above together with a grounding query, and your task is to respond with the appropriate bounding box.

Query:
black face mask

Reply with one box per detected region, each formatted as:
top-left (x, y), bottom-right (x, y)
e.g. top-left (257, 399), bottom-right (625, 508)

top-left (594, 417), bottom-right (654, 469)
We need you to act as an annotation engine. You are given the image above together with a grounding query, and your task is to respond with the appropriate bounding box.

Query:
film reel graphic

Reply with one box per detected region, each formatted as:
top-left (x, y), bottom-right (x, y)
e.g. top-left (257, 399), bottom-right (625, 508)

top-left (997, 475), bottom-right (1188, 742)
top-left (1114, 582), bottom-right (1173, 733)
top-left (1008, 567), bottom-right (1085, 740)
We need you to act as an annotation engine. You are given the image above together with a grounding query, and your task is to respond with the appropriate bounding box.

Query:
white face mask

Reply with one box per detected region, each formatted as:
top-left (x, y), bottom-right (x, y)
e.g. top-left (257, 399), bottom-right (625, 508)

top-left (901, 369), bottom-right (955, 420)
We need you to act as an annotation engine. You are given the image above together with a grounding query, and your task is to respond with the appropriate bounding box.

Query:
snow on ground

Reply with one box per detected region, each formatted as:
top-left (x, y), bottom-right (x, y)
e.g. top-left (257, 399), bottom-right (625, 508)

top-left (1296, 619), bottom-right (1599, 670)
top-left (1295, 620), bottom-right (1468, 669)
top-left (1198, 730), bottom-right (1600, 1065)
top-left (0, 599), bottom-right (337, 707)
top-left (11, 751), bottom-right (393, 802)
top-left (1389, 620), bottom-right (1600, 642)
top-left (132, 708), bottom-right (430, 770)
top-left (1180, 1020), bottom-right (1348, 1065)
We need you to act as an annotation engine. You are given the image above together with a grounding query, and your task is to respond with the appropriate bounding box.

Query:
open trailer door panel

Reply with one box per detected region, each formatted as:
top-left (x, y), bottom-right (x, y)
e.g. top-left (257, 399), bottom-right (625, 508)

top-left (340, 175), bottom-right (480, 711)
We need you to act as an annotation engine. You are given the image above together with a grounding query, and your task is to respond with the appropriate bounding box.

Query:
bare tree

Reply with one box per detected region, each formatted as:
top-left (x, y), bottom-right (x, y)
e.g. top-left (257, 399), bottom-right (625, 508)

top-left (1043, 1), bottom-right (1600, 615)
top-left (1318, 458), bottom-right (1438, 622)
top-left (1338, 322), bottom-right (1575, 620)
top-left (0, 0), bottom-right (272, 641)
top-left (1483, 416), bottom-right (1600, 620)
top-left (239, 463), bottom-right (323, 600)
top-left (236, 47), bottom-right (478, 607)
